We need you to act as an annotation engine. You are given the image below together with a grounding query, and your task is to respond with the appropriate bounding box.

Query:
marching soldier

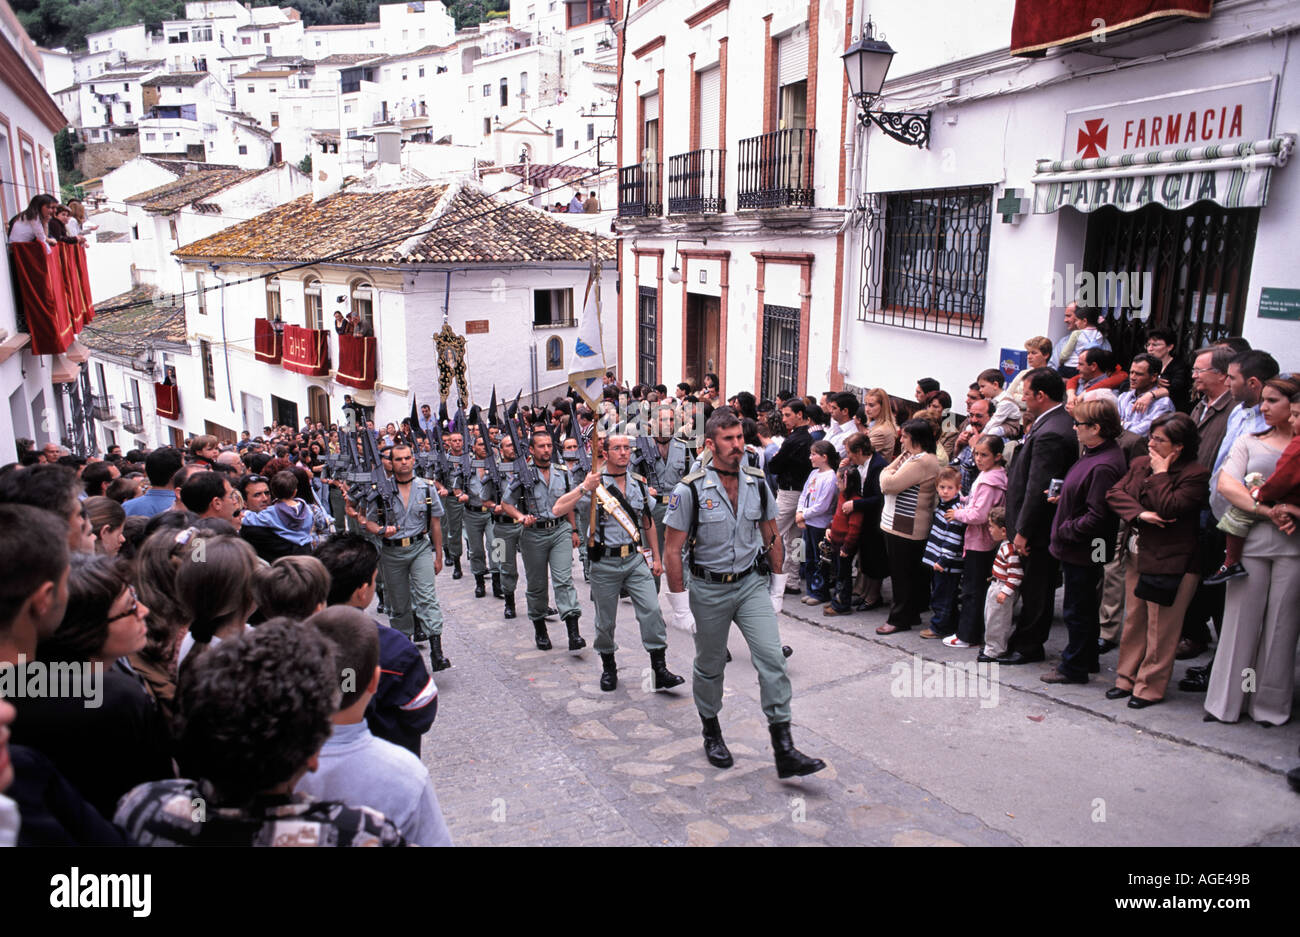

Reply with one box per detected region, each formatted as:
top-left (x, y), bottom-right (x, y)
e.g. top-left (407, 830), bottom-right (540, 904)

top-left (662, 409), bottom-right (824, 779)
top-left (438, 428), bottom-right (467, 580)
top-left (638, 404), bottom-right (696, 586)
top-left (358, 443), bottom-right (451, 671)
top-left (561, 437), bottom-right (590, 582)
top-left (501, 428), bottom-right (587, 653)
top-left (491, 434), bottom-right (522, 620)
top-left (464, 429), bottom-right (501, 600)
top-left (554, 434), bottom-right (684, 693)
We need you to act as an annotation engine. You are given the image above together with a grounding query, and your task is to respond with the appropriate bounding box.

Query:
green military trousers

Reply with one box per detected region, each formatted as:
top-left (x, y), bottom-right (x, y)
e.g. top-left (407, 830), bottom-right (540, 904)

top-left (520, 523), bottom-right (579, 621)
top-left (588, 550), bottom-right (667, 655)
top-left (492, 518), bottom-right (521, 593)
top-left (574, 501), bottom-right (592, 581)
top-left (441, 499), bottom-right (464, 560)
top-left (689, 571), bottom-right (791, 724)
top-left (463, 508), bottom-right (492, 576)
top-left (379, 536), bottom-right (443, 638)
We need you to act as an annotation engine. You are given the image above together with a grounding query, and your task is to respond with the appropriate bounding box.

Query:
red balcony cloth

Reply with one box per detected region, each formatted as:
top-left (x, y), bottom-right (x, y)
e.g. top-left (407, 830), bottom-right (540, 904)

top-left (254, 317), bottom-right (283, 363)
top-left (1011, 0), bottom-right (1213, 57)
top-left (337, 334), bottom-right (377, 389)
top-left (58, 242), bottom-right (95, 332)
top-left (282, 324), bottom-right (329, 376)
top-left (9, 242), bottom-right (74, 355)
top-left (155, 383), bottom-right (180, 420)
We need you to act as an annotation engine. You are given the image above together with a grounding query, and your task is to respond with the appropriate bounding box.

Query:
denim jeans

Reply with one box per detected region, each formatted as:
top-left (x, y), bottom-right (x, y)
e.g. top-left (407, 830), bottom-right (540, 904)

top-left (803, 526), bottom-right (829, 600)
top-left (929, 570), bottom-right (962, 635)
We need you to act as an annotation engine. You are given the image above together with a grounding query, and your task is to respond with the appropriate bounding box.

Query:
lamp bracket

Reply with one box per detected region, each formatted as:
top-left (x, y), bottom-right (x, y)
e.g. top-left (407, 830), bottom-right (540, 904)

top-left (855, 100), bottom-right (931, 149)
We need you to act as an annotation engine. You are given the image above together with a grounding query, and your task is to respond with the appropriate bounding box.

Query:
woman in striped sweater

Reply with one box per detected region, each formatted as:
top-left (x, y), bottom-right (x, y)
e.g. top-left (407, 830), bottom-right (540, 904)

top-left (876, 419), bottom-right (941, 635)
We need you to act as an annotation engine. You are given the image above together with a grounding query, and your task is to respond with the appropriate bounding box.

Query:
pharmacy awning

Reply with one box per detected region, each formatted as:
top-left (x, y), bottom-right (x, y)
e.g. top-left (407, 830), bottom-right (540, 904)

top-left (1032, 135), bottom-right (1295, 214)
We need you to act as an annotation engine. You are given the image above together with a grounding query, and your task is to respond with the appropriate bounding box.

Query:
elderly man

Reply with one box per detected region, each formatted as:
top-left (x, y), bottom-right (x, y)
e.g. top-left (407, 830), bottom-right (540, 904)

top-left (216, 451), bottom-right (245, 472)
top-left (41, 443), bottom-right (64, 464)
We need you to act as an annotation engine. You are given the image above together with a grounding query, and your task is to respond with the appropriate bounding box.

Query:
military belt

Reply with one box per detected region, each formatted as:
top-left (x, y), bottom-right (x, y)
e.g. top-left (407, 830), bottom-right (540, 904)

top-left (689, 562), bottom-right (759, 584)
top-left (385, 533), bottom-right (428, 548)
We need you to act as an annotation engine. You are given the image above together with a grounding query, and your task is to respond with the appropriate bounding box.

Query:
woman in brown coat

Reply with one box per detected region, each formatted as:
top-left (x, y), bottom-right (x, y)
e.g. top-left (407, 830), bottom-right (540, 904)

top-left (1104, 413), bottom-right (1209, 708)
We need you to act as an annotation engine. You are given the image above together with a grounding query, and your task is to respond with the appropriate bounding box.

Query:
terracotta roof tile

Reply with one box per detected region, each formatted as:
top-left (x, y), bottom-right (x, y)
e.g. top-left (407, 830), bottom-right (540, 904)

top-left (126, 167), bottom-right (270, 212)
top-left (141, 72), bottom-right (210, 88)
top-left (81, 285), bottom-right (188, 356)
top-left (174, 183), bottom-right (614, 265)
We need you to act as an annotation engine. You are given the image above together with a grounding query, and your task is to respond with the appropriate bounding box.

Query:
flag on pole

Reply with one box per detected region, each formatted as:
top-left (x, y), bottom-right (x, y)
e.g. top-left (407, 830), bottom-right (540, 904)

top-left (567, 266), bottom-right (607, 409)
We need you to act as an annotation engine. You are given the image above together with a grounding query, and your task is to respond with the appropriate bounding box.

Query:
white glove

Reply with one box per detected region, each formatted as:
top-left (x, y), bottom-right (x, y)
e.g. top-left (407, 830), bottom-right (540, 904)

top-left (769, 573), bottom-right (789, 617)
top-left (665, 590), bottom-right (695, 635)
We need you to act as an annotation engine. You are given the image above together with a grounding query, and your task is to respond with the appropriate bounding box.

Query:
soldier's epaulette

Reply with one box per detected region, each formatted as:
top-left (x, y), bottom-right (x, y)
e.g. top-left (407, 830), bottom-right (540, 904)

top-left (681, 469), bottom-right (706, 484)
top-left (741, 464), bottom-right (765, 479)
top-left (630, 472), bottom-right (646, 483)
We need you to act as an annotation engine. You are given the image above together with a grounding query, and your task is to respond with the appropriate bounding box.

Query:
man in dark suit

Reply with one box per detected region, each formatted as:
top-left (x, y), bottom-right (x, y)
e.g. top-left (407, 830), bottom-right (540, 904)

top-left (997, 368), bottom-right (1077, 664)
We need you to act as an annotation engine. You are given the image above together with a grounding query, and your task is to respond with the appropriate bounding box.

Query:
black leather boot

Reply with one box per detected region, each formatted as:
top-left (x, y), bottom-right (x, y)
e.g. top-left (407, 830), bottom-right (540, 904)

top-left (700, 715), bottom-right (733, 768)
top-left (769, 722), bottom-right (826, 778)
top-left (565, 615), bottom-right (586, 651)
top-left (649, 649), bottom-right (684, 689)
top-left (504, 593), bottom-right (516, 619)
top-left (452, 557), bottom-right (463, 580)
top-left (474, 574), bottom-right (486, 598)
top-left (533, 619), bottom-right (551, 650)
top-left (491, 572), bottom-right (504, 598)
top-left (599, 653), bottom-right (618, 691)
top-left (429, 634), bottom-right (451, 672)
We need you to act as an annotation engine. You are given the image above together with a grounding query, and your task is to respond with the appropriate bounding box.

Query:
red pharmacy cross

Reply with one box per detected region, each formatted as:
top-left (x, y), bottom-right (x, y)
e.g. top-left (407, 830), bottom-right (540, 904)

top-left (1077, 118), bottom-right (1109, 159)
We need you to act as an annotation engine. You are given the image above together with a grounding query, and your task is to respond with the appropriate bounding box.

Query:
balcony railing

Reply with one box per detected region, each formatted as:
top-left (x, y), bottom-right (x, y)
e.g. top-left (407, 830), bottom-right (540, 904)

top-left (737, 128), bottom-right (816, 210)
top-left (121, 402), bottom-right (145, 433)
top-left (668, 148), bottom-right (726, 215)
top-left (91, 393), bottom-right (115, 421)
top-left (618, 162), bottom-right (662, 218)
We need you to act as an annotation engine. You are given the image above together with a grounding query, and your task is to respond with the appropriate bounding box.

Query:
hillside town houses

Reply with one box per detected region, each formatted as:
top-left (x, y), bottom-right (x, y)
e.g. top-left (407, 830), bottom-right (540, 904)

top-left (2, 0), bottom-right (1298, 457)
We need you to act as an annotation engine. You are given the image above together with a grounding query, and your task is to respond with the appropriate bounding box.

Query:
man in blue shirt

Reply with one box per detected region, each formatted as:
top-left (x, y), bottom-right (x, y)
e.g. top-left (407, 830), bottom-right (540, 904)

top-left (122, 447), bottom-right (184, 518)
top-left (1210, 350), bottom-right (1279, 492)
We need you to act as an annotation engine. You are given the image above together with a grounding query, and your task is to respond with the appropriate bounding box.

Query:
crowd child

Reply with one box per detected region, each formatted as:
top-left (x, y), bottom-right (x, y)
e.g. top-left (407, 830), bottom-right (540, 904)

top-left (823, 438), bottom-right (867, 616)
top-left (943, 434), bottom-right (1008, 649)
top-left (84, 496), bottom-right (126, 556)
top-left (919, 466), bottom-right (966, 640)
top-left (980, 506), bottom-right (1024, 661)
top-left (796, 440), bottom-right (839, 604)
top-left (976, 369), bottom-right (1022, 440)
top-left (114, 620), bottom-right (407, 846)
top-left (254, 555), bottom-right (330, 620)
top-left (315, 533), bottom-right (438, 755)
top-left (240, 469), bottom-right (316, 552)
top-left (294, 607), bottom-right (452, 847)
top-left (175, 532), bottom-right (260, 667)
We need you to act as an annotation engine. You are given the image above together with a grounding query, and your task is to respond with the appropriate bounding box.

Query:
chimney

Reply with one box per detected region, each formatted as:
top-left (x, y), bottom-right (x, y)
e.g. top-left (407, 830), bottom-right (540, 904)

top-left (374, 127), bottom-right (401, 166)
top-left (313, 149), bottom-right (343, 201)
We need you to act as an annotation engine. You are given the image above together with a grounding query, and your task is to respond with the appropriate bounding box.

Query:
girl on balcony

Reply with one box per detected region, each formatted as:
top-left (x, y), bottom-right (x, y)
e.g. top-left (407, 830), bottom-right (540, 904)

top-left (6, 194), bottom-right (59, 251)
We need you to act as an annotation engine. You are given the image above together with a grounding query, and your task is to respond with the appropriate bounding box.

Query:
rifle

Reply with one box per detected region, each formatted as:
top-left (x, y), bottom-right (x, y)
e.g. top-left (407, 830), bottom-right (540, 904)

top-left (357, 428), bottom-right (399, 524)
top-left (409, 400), bottom-right (437, 478)
top-left (503, 392), bottom-right (537, 514)
top-left (427, 414), bottom-right (453, 486)
top-left (453, 407), bottom-right (474, 485)
top-left (476, 414), bottom-right (503, 496)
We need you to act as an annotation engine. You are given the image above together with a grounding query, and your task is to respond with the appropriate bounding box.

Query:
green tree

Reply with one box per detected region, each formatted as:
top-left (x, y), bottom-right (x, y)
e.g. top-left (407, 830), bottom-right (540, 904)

top-left (297, 153), bottom-right (312, 175)
top-left (54, 128), bottom-right (77, 174)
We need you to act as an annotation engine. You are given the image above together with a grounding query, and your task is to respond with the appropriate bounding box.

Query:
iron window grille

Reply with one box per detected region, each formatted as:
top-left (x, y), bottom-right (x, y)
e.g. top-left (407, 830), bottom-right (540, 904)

top-left (668, 149), bottom-right (726, 215)
top-left (1081, 203), bottom-right (1259, 365)
top-left (760, 305), bottom-right (800, 401)
top-left (737, 128), bottom-right (815, 210)
top-left (859, 185), bottom-right (992, 339)
top-left (618, 163), bottom-right (662, 218)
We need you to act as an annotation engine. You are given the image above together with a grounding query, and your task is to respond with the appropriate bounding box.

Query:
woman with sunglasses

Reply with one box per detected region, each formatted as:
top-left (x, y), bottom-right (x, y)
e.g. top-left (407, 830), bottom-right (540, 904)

top-left (9, 554), bottom-right (175, 819)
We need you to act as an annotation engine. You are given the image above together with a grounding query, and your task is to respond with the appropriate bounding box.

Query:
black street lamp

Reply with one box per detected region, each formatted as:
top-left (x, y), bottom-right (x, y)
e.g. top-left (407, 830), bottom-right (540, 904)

top-left (842, 19), bottom-right (931, 149)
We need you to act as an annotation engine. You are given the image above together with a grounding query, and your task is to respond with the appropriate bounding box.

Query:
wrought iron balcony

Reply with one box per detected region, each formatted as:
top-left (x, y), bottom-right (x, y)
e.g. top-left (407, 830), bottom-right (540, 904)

top-left (668, 148), bottom-right (726, 215)
top-left (618, 162), bottom-right (662, 218)
top-left (737, 128), bottom-right (816, 210)
top-left (91, 394), bottom-right (115, 421)
top-left (121, 402), bottom-right (145, 433)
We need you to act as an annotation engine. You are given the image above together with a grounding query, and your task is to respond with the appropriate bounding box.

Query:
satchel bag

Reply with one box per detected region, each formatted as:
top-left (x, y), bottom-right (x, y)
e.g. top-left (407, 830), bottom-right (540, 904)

top-left (1134, 572), bottom-right (1181, 607)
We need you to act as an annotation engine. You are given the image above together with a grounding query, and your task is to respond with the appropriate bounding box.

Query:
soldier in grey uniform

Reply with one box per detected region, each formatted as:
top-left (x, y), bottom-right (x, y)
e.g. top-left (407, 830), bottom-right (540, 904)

top-left (638, 404), bottom-right (696, 587)
top-left (491, 434), bottom-right (522, 620)
top-left (464, 430), bottom-right (498, 600)
top-left (662, 409), bottom-right (825, 779)
top-left (554, 434), bottom-right (684, 693)
top-left (438, 428), bottom-right (467, 580)
top-left (361, 443), bottom-right (451, 671)
top-left (501, 429), bottom-right (586, 653)
top-left (561, 438), bottom-right (591, 583)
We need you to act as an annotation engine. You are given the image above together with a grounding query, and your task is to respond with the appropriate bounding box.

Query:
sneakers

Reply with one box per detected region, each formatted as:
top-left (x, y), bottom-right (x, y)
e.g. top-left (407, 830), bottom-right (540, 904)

top-left (800, 596), bottom-right (823, 606)
top-left (1203, 563), bottom-right (1247, 585)
top-left (942, 634), bottom-right (974, 648)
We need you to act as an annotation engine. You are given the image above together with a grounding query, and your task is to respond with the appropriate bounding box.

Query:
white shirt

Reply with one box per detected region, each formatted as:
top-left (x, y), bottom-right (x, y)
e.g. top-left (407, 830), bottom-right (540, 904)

top-left (824, 419), bottom-right (855, 457)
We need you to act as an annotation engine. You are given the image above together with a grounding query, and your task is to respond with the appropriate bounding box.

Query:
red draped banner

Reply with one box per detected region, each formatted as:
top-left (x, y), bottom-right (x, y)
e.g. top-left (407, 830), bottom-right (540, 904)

top-left (1011, 0), bottom-right (1213, 57)
top-left (282, 324), bottom-right (330, 376)
top-left (336, 334), bottom-right (377, 389)
top-left (57, 241), bottom-right (95, 331)
top-left (254, 317), bottom-right (283, 364)
top-left (9, 242), bottom-right (74, 355)
top-left (155, 383), bottom-right (180, 420)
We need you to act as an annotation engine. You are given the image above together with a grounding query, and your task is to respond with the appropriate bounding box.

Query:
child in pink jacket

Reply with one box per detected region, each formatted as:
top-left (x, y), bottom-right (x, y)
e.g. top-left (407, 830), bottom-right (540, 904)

top-left (942, 435), bottom-right (1008, 649)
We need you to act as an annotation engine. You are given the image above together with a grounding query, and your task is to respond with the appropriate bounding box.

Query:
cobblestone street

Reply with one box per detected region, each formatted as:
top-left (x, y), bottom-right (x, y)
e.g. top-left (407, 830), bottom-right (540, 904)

top-left (412, 554), bottom-right (1300, 847)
